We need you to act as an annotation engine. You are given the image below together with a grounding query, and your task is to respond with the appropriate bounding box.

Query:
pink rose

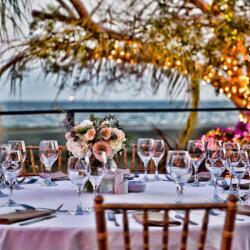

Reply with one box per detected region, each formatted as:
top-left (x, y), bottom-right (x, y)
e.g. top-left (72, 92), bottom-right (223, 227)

top-left (100, 127), bottom-right (111, 140)
top-left (65, 132), bottom-right (72, 141)
top-left (84, 128), bottom-right (96, 141)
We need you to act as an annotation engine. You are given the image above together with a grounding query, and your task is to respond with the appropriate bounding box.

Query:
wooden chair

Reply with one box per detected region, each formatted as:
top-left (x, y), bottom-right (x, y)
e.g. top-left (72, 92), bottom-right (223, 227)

top-left (95, 195), bottom-right (238, 250)
top-left (23, 145), bottom-right (67, 176)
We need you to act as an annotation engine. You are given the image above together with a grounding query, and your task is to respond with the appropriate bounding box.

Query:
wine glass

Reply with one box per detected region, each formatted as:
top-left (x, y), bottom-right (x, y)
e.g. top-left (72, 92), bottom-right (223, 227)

top-left (152, 140), bottom-right (165, 181)
top-left (206, 147), bottom-right (226, 202)
top-left (223, 142), bottom-right (240, 195)
top-left (228, 150), bottom-right (247, 200)
top-left (137, 138), bottom-right (154, 182)
top-left (89, 152), bottom-right (107, 196)
top-left (68, 156), bottom-right (90, 215)
top-left (0, 145), bottom-right (10, 197)
top-left (1, 150), bottom-right (22, 206)
top-left (187, 140), bottom-right (205, 187)
top-left (169, 153), bottom-right (192, 206)
top-left (205, 140), bottom-right (222, 186)
top-left (242, 144), bottom-right (250, 195)
top-left (39, 140), bottom-right (59, 186)
top-left (166, 151), bottom-right (189, 180)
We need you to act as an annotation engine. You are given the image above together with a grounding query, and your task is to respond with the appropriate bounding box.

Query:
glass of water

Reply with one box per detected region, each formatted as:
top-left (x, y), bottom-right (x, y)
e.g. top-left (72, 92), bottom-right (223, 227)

top-left (1, 150), bottom-right (22, 206)
top-left (152, 140), bottom-right (165, 181)
top-left (169, 153), bottom-right (192, 204)
top-left (68, 156), bottom-right (90, 215)
top-left (39, 140), bottom-right (59, 186)
top-left (137, 138), bottom-right (154, 182)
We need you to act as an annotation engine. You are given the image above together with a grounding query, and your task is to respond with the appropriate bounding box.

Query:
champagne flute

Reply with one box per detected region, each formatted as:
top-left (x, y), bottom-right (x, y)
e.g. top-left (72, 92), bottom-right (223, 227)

top-left (223, 142), bottom-right (240, 195)
top-left (1, 150), bottom-right (22, 206)
top-left (169, 153), bottom-right (192, 207)
top-left (137, 138), bottom-right (154, 182)
top-left (187, 140), bottom-right (205, 187)
top-left (207, 147), bottom-right (226, 202)
top-left (68, 156), bottom-right (90, 215)
top-left (39, 140), bottom-right (59, 186)
top-left (89, 151), bottom-right (107, 196)
top-left (152, 140), bottom-right (165, 181)
top-left (228, 150), bottom-right (247, 200)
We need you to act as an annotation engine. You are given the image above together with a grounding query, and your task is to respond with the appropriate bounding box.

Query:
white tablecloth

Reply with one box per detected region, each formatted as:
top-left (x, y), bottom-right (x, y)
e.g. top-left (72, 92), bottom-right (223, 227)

top-left (0, 176), bottom-right (249, 250)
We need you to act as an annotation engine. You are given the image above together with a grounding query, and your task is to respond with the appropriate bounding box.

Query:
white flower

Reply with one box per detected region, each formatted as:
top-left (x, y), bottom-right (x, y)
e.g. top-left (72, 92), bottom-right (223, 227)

top-left (112, 128), bottom-right (126, 142)
top-left (109, 139), bottom-right (122, 152)
top-left (66, 138), bottom-right (89, 158)
top-left (74, 120), bottom-right (93, 132)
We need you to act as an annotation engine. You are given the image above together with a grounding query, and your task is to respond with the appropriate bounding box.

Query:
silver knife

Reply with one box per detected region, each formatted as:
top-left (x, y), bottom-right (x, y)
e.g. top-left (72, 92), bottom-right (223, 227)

top-left (19, 215), bottom-right (56, 226)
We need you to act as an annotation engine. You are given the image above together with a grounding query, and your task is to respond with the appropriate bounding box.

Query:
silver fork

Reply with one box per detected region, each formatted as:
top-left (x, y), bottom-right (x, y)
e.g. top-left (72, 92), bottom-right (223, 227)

top-left (108, 211), bottom-right (120, 226)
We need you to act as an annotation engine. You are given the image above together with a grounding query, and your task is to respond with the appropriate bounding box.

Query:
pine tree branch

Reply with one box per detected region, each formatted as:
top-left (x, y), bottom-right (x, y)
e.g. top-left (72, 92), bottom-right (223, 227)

top-left (56, 0), bottom-right (76, 17)
top-left (186, 0), bottom-right (209, 13)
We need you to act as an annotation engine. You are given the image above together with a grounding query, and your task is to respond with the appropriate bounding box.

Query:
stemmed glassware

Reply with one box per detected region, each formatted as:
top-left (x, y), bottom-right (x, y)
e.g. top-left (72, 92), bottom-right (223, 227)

top-left (228, 150), bottom-right (247, 201)
top-left (39, 140), bottom-right (59, 186)
top-left (68, 156), bottom-right (90, 215)
top-left (1, 150), bottom-right (22, 206)
top-left (8, 140), bottom-right (26, 190)
top-left (89, 151), bottom-right (107, 196)
top-left (152, 140), bottom-right (165, 181)
top-left (223, 142), bottom-right (240, 195)
top-left (187, 140), bottom-right (205, 187)
top-left (137, 138), bottom-right (154, 182)
top-left (168, 152), bottom-right (192, 206)
top-left (242, 144), bottom-right (250, 195)
top-left (206, 146), bottom-right (226, 202)
top-left (0, 145), bottom-right (11, 197)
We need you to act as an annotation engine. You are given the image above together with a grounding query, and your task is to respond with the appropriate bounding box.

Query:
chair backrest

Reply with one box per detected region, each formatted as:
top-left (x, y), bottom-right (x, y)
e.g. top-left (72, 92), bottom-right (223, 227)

top-left (23, 145), bottom-right (67, 175)
top-left (95, 195), bottom-right (237, 250)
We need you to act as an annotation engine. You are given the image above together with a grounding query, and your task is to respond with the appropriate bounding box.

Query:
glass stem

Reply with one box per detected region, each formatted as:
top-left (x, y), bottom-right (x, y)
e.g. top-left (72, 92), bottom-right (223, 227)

top-left (194, 168), bottom-right (198, 183)
top-left (229, 174), bottom-right (234, 191)
top-left (144, 162), bottom-right (148, 177)
top-left (155, 163), bottom-right (159, 176)
top-left (8, 184), bottom-right (14, 204)
top-left (76, 184), bottom-right (83, 208)
top-left (213, 177), bottom-right (218, 198)
top-left (46, 167), bottom-right (52, 183)
top-left (236, 178), bottom-right (241, 195)
top-left (176, 184), bottom-right (183, 204)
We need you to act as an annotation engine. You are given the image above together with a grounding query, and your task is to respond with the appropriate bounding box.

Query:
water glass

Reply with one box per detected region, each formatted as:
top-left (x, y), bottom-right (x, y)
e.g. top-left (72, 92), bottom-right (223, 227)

top-left (152, 140), bottom-right (165, 181)
top-left (137, 138), bottom-right (154, 182)
top-left (187, 140), bottom-right (205, 187)
top-left (169, 153), bottom-right (192, 205)
top-left (1, 150), bottom-right (22, 206)
top-left (242, 144), bottom-right (250, 195)
top-left (207, 147), bottom-right (226, 202)
top-left (68, 156), bottom-right (90, 215)
top-left (39, 140), bottom-right (59, 186)
top-left (228, 150), bottom-right (247, 200)
top-left (223, 142), bottom-right (240, 194)
top-left (0, 145), bottom-right (10, 197)
top-left (166, 151), bottom-right (189, 180)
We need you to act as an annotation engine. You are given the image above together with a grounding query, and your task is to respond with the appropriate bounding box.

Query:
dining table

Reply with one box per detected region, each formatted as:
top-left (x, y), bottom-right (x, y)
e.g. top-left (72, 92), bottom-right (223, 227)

top-left (0, 175), bottom-right (249, 250)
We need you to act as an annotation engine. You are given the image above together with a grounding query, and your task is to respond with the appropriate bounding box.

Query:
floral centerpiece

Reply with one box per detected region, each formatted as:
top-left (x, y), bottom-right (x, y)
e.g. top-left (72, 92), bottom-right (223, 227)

top-left (201, 121), bottom-right (250, 145)
top-left (65, 114), bottom-right (126, 163)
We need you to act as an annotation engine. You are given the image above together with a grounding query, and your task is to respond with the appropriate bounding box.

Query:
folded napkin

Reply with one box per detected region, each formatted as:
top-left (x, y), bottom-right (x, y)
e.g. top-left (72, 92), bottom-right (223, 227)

top-left (39, 171), bottom-right (69, 181)
top-left (133, 212), bottom-right (181, 227)
top-left (237, 205), bottom-right (250, 216)
top-left (188, 172), bottom-right (211, 183)
top-left (0, 210), bottom-right (52, 224)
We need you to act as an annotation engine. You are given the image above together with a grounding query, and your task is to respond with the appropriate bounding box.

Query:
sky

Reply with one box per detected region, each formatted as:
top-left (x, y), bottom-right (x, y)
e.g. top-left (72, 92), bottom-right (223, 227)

top-left (0, 0), bottom-right (229, 103)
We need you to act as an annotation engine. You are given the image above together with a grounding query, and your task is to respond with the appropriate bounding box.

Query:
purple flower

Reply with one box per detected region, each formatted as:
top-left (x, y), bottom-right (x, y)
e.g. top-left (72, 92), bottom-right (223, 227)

top-left (235, 121), bottom-right (248, 137)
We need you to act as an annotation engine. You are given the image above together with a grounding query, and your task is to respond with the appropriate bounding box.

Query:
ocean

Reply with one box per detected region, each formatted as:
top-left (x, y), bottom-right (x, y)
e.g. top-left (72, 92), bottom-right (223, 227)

top-left (0, 100), bottom-right (239, 131)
